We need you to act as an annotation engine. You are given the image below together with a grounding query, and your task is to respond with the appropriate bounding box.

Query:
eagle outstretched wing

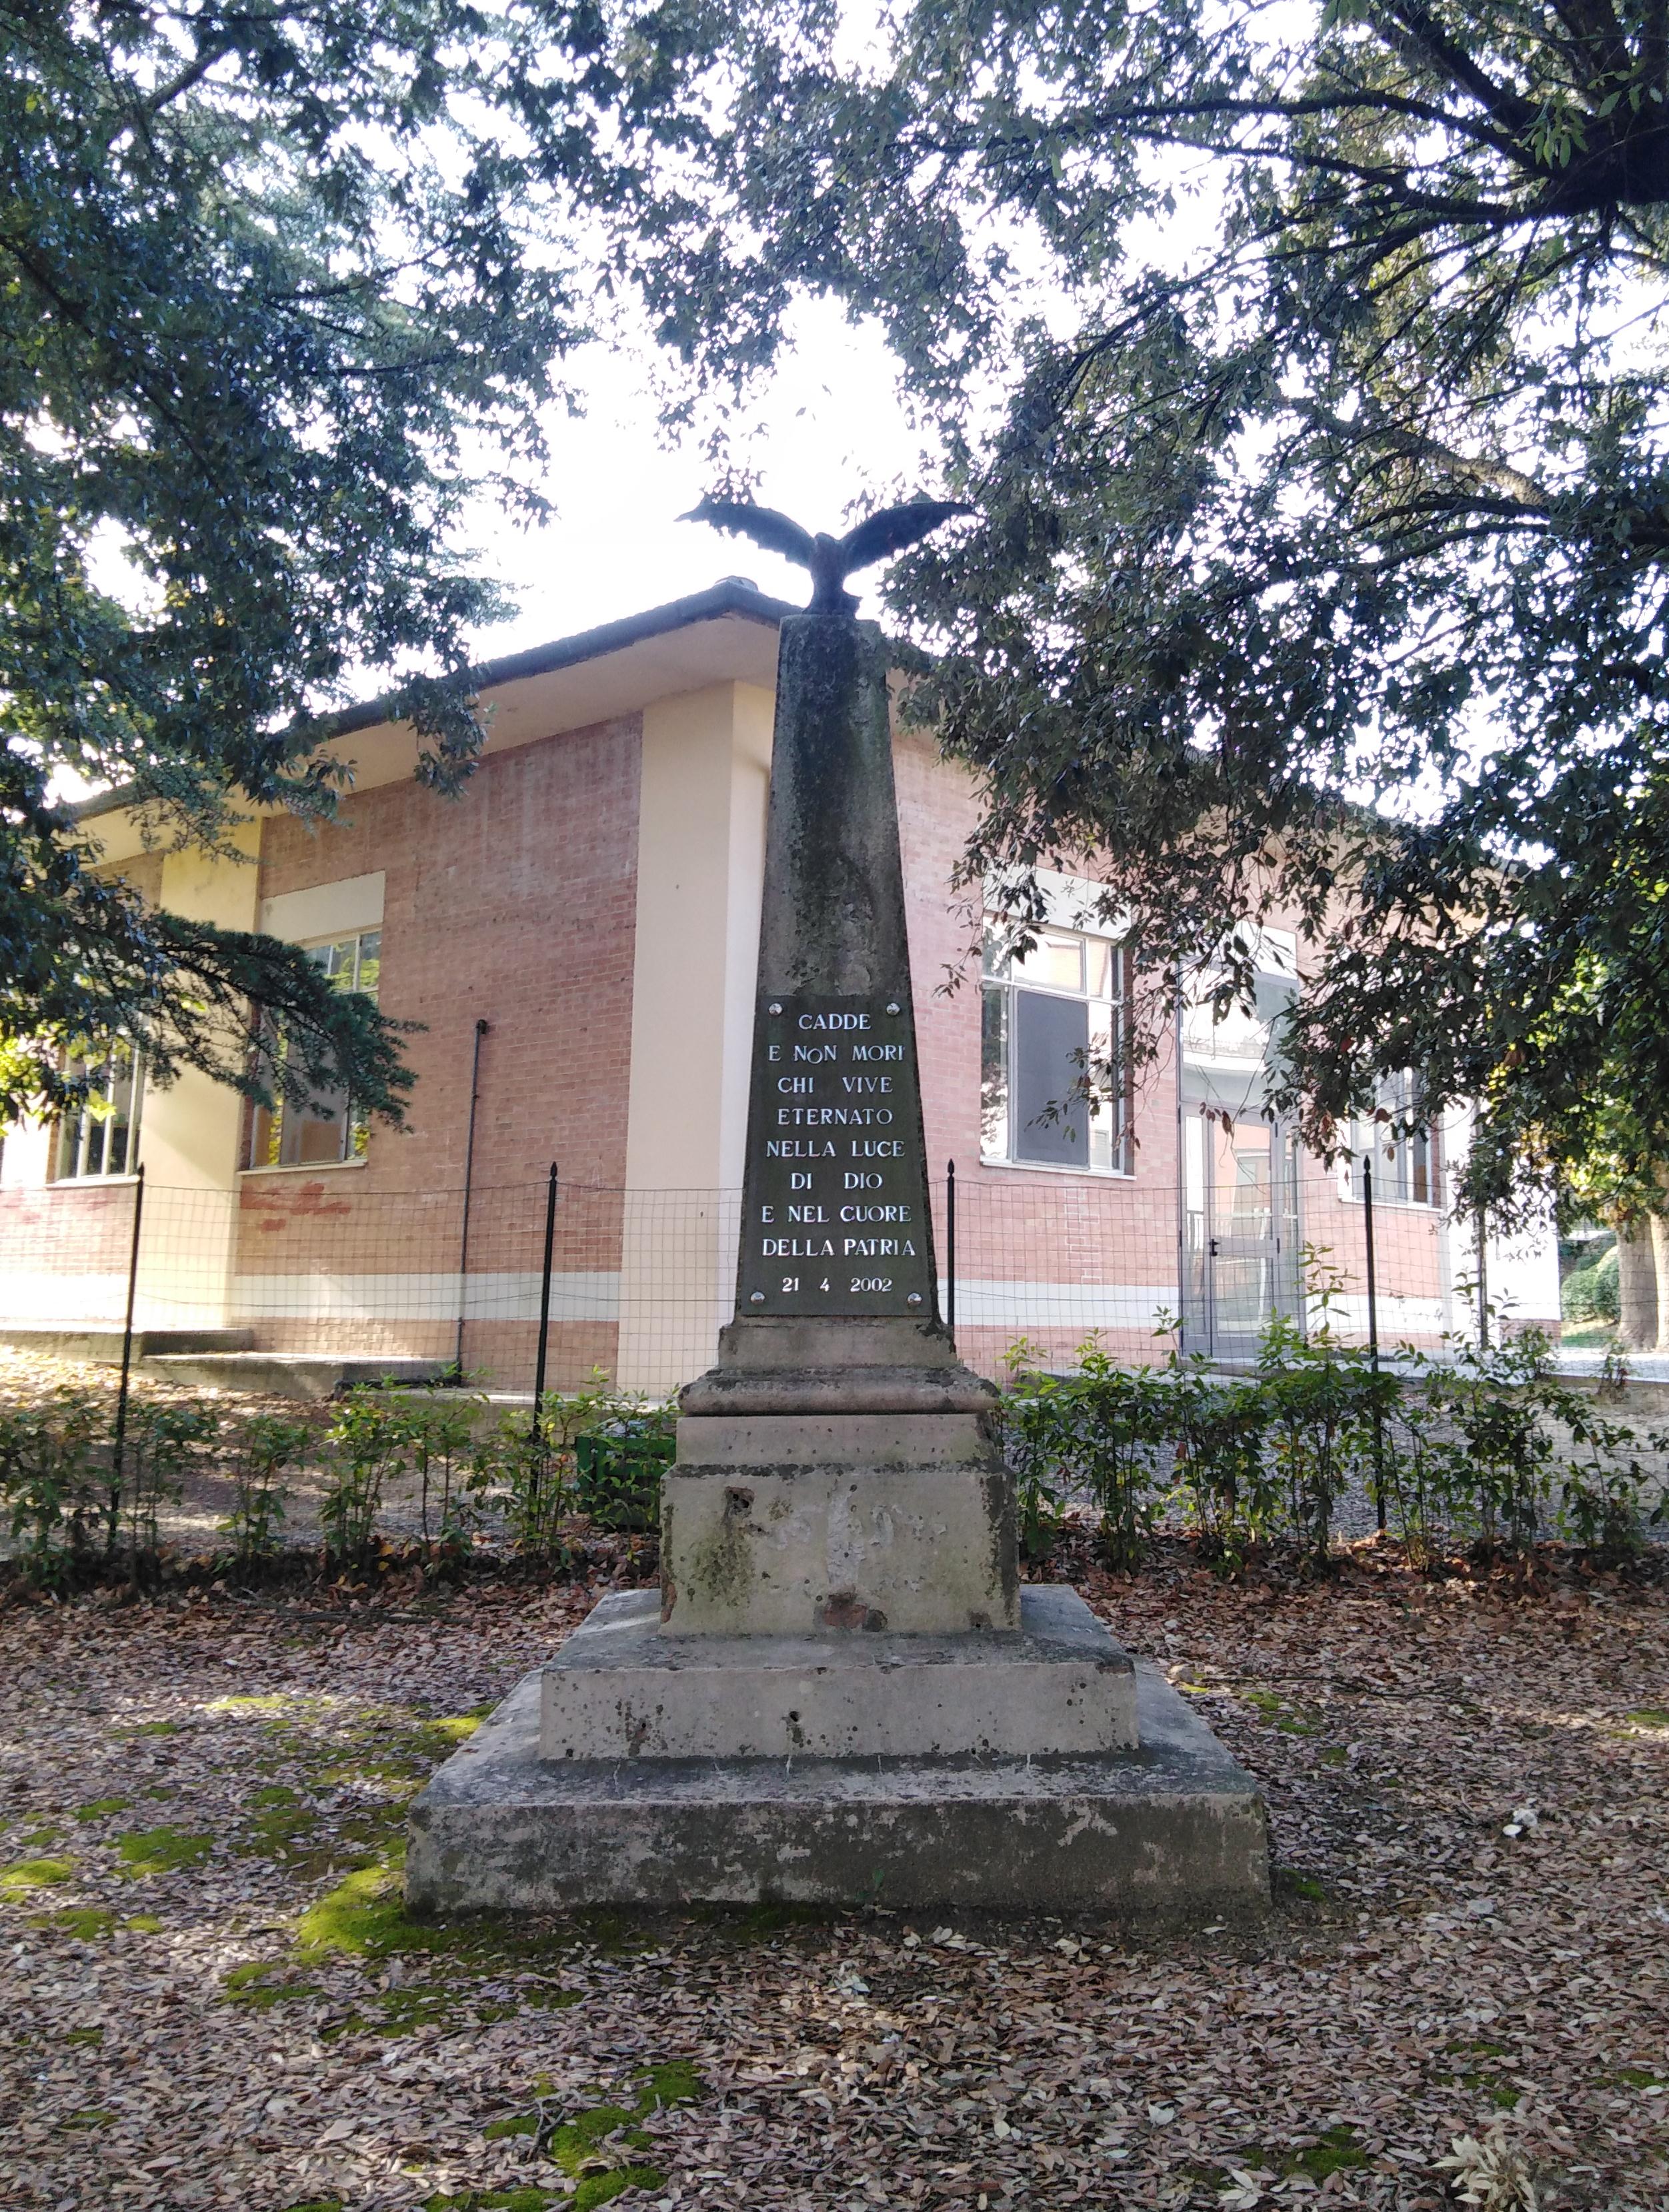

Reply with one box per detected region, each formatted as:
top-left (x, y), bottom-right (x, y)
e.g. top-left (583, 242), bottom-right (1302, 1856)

top-left (837, 499), bottom-right (972, 576)
top-left (681, 497), bottom-right (817, 570)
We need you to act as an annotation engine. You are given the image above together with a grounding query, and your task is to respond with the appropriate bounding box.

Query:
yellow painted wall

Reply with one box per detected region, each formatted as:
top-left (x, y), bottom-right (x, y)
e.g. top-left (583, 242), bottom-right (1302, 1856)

top-left (617, 682), bottom-right (772, 1388)
top-left (139, 820), bottom-right (263, 1193)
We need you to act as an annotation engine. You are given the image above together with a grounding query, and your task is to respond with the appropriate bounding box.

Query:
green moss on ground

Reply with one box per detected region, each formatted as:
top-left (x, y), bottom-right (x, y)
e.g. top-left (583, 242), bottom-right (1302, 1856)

top-left (2, 1855), bottom-right (73, 1895)
top-left (1626, 1707), bottom-right (1669, 1729)
top-left (1274, 1867), bottom-right (1330, 1904)
top-left (117, 1825), bottom-right (212, 1877)
top-left (73, 1797), bottom-right (132, 1821)
top-left (61, 2026), bottom-right (103, 2046)
top-left (33, 1907), bottom-right (117, 1939)
top-left (423, 2191), bottom-right (559, 2211)
top-left (1240, 1689), bottom-right (1323, 1735)
top-left (57, 2109), bottom-right (116, 2131)
top-left (1286, 2126), bottom-right (1370, 2180)
top-left (221, 1961), bottom-right (323, 2010)
top-left (116, 1721), bottom-right (180, 1737)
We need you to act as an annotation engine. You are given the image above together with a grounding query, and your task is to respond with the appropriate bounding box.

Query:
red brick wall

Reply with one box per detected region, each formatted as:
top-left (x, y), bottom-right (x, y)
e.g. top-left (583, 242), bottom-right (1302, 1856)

top-left (235, 715), bottom-right (643, 1378)
top-left (896, 730), bottom-right (1187, 1368)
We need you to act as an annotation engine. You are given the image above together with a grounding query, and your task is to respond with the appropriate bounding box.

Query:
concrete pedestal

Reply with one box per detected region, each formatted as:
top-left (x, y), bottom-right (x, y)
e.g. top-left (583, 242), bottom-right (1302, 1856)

top-left (407, 1622), bottom-right (1269, 1915)
top-left (407, 1587), bottom-right (1270, 1916)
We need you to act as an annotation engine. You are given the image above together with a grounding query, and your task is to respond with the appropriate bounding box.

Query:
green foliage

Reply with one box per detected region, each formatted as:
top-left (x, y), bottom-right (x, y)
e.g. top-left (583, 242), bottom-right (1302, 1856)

top-left (467, 1371), bottom-right (671, 1555)
top-left (319, 1397), bottom-right (406, 1565)
top-left (0, 1384), bottom-right (106, 1579)
top-left (220, 1414), bottom-right (311, 1566)
top-left (1563, 1247), bottom-right (1620, 1324)
top-left (994, 1284), bottom-right (1665, 1568)
top-left (0, 0), bottom-right (660, 1126)
top-left (1257, 1260), bottom-right (1396, 1567)
top-left (619, 0), bottom-right (1669, 1211)
top-left (395, 1395), bottom-right (481, 1550)
top-left (573, 1413), bottom-right (675, 1533)
top-left (468, 1410), bottom-right (573, 1560)
top-left (119, 1397), bottom-right (219, 1558)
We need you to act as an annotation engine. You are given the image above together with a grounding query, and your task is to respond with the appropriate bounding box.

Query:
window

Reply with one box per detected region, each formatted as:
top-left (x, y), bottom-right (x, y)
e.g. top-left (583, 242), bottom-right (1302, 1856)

top-left (244, 930), bottom-right (381, 1170)
top-left (1357, 1072), bottom-right (1440, 1207)
top-left (54, 1043), bottom-right (144, 1179)
top-left (981, 921), bottom-right (1130, 1171)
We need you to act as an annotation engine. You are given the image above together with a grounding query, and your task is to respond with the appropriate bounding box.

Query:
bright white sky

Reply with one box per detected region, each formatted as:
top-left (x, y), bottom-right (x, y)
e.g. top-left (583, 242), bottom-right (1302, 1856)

top-left (455, 295), bottom-right (946, 657)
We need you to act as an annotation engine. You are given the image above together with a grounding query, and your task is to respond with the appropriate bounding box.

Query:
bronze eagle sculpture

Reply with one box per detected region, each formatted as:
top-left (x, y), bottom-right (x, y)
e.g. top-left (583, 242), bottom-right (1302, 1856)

top-left (682, 495), bottom-right (972, 612)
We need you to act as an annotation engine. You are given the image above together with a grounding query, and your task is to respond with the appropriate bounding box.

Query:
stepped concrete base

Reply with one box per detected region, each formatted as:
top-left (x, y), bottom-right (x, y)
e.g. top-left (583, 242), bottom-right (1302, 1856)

top-left (0, 1325), bottom-right (255, 1363)
top-left (407, 1639), bottom-right (1270, 1917)
top-left (142, 1352), bottom-right (451, 1398)
top-left (541, 1586), bottom-right (1137, 1759)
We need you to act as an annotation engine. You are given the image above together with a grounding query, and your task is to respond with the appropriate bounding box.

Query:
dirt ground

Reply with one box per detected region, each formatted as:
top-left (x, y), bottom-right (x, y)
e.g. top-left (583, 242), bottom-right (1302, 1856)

top-left (1, 1536), bottom-right (1664, 2212)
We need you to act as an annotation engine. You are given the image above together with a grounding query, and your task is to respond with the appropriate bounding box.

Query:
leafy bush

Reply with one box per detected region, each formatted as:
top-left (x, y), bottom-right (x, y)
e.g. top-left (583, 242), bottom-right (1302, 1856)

top-left (220, 1414), bottom-right (313, 1566)
top-left (319, 1396), bottom-right (407, 1565)
top-left (468, 1408), bottom-right (572, 1558)
top-left (1563, 1244), bottom-right (1619, 1323)
top-left (1258, 1268), bottom-right (1396, 1567)
top-left (574, 1414), bottom-right (675, 1532)
top-left (0, 1386), bottom-right (107, 1580)
top-left (394, 1394), bottom-right (480, 1550)
top-left (994, 1273), bottom-right (1666, 1570)
top-left (121, 1398), bottom-right (219, 1558)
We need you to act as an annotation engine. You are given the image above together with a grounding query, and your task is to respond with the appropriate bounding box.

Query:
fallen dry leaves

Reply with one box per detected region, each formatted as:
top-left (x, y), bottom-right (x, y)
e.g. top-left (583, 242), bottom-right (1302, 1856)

top-left (0, 1538), bottom-right (1664, 2212)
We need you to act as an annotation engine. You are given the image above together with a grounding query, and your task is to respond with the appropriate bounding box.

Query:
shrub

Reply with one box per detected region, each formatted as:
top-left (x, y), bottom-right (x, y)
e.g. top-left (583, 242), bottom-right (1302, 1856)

top-left (0, 1386), bottom-right (106, 1581)
top-left (1050, 1340), bottom-right (1165, 1569)
top-left (469, 1410), bottom-right (573, 1558)
top-left (319, 1396), bottom-right (407, 1565)
top-left (573, 1414), bottom-right (674, 1532)
top-left (1162, 1364), bottom-right (1278, 1570)
top-left (120, 1398), bottom-right (219, 1558)
top-left (395, 1394), bottom-right (481, 1550)
top-left (1563, 1246), bottom-right (1619, 1322)
top-left (1258, 1281), bottom-right (1394, 1568)
top-left (221, 1414), bottom-right (312, 1566)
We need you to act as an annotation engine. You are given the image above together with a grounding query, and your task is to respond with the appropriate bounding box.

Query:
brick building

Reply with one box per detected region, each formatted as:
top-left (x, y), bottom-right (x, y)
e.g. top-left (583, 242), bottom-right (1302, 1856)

top-left (0, 580), bottom-right (1560, 1390)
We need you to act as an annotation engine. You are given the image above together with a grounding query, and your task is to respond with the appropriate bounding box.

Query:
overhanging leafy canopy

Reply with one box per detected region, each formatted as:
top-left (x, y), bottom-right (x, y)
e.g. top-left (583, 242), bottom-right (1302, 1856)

top-left (619, 0), bottom-right (1669, 1202)
top-left (0, 0), bottom-right (701, 1125)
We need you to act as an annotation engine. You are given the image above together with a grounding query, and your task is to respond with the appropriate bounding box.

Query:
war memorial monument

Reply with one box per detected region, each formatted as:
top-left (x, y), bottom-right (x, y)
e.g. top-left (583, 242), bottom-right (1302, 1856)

top-left (407, 501), bottom-right (1270, 1914)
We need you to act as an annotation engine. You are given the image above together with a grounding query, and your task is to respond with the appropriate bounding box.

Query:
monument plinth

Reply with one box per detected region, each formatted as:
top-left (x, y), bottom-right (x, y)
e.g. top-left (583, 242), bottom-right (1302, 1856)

top-left (407, 505), bottom-right (1270, 1917)
top-left (663, 609), bottom-right (1016, 1638)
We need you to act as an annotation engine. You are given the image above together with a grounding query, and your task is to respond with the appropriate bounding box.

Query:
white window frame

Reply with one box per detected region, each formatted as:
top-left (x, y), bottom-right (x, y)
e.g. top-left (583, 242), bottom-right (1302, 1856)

top-left (980, 915), bottom-right (1133, 1176)
top-left (1346, 1073), bottom-right (1443, 1210)
top-left (53, 1042), bottom-right (144, 1180)
top-left (242, 928), bottom-right (381, 1173)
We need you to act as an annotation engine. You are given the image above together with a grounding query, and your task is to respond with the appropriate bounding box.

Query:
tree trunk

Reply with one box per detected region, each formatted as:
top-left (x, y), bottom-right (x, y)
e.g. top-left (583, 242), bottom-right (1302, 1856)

top-left (1618, 1221), bottom-right (1658, 1349)
top-left (1652, 1214), bottom-right (1669, 1353)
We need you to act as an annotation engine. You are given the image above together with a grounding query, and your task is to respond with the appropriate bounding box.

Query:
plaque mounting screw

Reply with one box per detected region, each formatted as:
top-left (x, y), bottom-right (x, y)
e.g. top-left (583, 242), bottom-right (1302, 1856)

top-left (907, 1292), bottom-right (923, 1305)
top-left (749, 1290), bottom-right (765, 1303)
top-left (885, 1001), bottom-right (900, 1014)
top-left (768, 1002), bottom-right (782, 1014)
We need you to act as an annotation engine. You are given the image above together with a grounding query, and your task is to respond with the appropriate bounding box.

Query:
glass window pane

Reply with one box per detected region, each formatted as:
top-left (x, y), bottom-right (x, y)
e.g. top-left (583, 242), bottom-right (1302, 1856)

top-left (1012, 930), bottom-right (1083, 993)
top-left (981, 988), bottom-right (1009, 1158)
top-left (981, 921), bottom-right (1010, 980)
top-left (355, 931), bottom-right (381, 997)
top-left (1087, 940), bottom-right (1120, 998)
top-left (1014, 989), bottom-right (1089, 1162)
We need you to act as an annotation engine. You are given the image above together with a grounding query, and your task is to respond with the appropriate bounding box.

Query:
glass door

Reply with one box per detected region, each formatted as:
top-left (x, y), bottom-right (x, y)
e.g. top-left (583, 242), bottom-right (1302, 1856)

top-left (1184, 1110), bottom-right (1300, 1359)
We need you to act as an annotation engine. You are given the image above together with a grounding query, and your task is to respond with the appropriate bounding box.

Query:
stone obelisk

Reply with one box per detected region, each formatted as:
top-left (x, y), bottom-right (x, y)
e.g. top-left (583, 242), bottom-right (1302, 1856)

top-left (661, 606), bottom-right (1017, 1636)
top-left (405, 510), bottom-right (1270, 1916)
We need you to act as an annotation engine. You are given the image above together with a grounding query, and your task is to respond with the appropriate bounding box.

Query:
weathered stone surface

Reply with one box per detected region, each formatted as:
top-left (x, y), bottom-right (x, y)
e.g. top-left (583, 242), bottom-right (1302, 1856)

top-left (660, 1454), bottom-right (1018, 1634)
top-left (540, 1586), bottom-right (1136, 1759)
top-left (407, 1660), bottom-right (1271, 1915)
